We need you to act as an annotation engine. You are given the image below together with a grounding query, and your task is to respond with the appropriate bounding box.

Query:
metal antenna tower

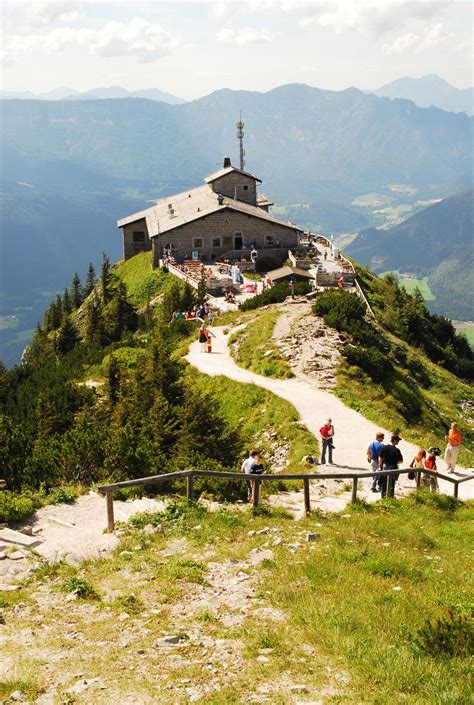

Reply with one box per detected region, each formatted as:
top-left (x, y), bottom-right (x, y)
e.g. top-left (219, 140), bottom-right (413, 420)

top-left (236, 112), bottom-right (245, 171)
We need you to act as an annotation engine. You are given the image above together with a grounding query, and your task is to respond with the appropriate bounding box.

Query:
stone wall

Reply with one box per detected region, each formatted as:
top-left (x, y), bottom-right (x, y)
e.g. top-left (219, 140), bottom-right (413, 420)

top-left (151, 209), bottom-right (299, 268)
top-left (122, 218), bottom-right (151, 260)
top-left (210, 172), bottom-right (257, 205)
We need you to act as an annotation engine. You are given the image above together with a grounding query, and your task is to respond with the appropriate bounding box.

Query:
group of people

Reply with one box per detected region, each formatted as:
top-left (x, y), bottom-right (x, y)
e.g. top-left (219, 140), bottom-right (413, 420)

top-left (173, 303), bottom-right (215, 324)
top-left (366, 421), bottom-right (462, 498)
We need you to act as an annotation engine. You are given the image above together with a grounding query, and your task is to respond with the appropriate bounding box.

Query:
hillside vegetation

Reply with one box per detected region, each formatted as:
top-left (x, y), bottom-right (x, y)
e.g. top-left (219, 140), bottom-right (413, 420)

top-left (311, 274), bottom-right (473, 467)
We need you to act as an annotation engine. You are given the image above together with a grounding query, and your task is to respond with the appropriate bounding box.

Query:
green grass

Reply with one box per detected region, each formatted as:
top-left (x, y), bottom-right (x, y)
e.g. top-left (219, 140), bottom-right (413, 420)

top-left (381, 272), bottom-right (436, 301)
top-left (229, 310), bottom-right (293, 379)
top-left (2, 499), bottom-right (472, 703)
top-left (265, 495), bottom-right (474, 704)
top-left (115, 251), bottom-right (171, 307)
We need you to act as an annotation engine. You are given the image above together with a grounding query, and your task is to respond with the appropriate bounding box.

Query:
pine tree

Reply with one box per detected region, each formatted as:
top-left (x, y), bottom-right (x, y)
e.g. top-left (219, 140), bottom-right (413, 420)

top-left (101, 251), bottom-right (112, 304)
top-left (84, 298), bottom-right (102, 344)
top-left (108, 356), bottom-right (121, 406)
top-left (84, 262), bottom-right (96, 298)
top-left (63, 287), bottom-right (72, 314)
top-left (56, 315), bottom-right (78, 354)
top-left (180, 281), bottom-right (196, 312)
top-left (71, 272), bottom-right (83, 309)
top-left (197, 275), bottom-right (207, 306)
top-left (50, 295), bottom-right (63, 330)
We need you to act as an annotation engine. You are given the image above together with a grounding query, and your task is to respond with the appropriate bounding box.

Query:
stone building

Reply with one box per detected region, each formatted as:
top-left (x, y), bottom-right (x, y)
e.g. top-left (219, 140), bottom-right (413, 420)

top-left (117, 157), bottom-right (302, 271)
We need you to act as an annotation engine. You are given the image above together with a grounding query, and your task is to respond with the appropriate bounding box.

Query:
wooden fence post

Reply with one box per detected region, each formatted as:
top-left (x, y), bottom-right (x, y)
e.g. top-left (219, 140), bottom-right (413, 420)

top-left (303, 478), bottom-right (311, 516)
top-left (351, 477), bottom-right (358, 503)
top-left (387, 474), bottom-right (393, 497)
top-left (106, 491), bottom-right (115, 533)
top-left (253, 478), bottom-right (260, 508)
top-left (187, 474), bottom-right (194, 502)
top-left (454, 482), bottom-right (459, 499)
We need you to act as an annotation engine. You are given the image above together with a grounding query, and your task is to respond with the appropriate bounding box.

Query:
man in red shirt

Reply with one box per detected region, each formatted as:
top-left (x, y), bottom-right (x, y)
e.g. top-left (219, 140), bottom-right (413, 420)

top-left (320, 418), bottom-right (335, 465)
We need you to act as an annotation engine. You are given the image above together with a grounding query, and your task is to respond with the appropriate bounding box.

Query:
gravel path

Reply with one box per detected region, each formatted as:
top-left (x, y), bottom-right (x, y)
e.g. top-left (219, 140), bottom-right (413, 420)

top-left (186, 322), bottom-right (473, 507)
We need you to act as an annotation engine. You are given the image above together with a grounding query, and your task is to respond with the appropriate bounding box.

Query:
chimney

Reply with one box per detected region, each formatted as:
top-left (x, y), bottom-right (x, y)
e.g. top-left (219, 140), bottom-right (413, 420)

top-left (223, 156), bottom-right (231, 168)
top-left (217, 194), bottom-right (224, 205)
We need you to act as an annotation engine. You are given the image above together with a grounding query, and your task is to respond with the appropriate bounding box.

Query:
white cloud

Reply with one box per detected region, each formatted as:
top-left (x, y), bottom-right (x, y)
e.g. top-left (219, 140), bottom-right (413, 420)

top-left (3, 0), bottom-right (82, 29)
top-left (300, 0), bottom-right (451, 34)
top-left (383, 32), bottom-right (419, 55)
top-left (2, 17), bottom-right (179, 66)
top-left (419, 22), bottom-right (450, 50)
top-left (217, 27), bottom-right (276, 46)
top-left (383, 22), bottom-right (451, 55)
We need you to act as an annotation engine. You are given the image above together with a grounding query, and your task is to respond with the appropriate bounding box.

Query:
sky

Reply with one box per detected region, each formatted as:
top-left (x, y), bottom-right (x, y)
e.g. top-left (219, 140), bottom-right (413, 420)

top-left (1, 0), bottom-right (472, 99)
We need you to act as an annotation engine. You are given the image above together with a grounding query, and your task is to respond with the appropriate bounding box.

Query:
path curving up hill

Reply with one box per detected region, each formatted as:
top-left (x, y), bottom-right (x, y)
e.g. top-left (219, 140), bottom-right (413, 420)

top-left (185, 320), bottom-right (473, 508)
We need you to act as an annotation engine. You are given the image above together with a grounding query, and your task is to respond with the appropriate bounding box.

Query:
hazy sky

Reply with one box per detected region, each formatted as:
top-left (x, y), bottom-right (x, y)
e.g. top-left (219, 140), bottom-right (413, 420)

top-left (1, 0), bottom-right (472, 99)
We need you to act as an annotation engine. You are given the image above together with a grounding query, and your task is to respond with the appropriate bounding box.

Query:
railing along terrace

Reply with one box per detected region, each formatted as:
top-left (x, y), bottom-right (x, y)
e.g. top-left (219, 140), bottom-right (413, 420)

top-left (98, 468), bottom-right (473, 532)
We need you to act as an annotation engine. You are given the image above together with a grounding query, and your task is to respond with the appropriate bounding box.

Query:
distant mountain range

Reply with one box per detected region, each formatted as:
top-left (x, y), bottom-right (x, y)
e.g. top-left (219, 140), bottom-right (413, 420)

top-left (346, 190), bottom-right (474, 320)
top-left (1, 82), bottom-right (473, 364)
top-left (0, 85), bottom-right (186, 104)
top-left (374, 75), bottom-right (473, 116)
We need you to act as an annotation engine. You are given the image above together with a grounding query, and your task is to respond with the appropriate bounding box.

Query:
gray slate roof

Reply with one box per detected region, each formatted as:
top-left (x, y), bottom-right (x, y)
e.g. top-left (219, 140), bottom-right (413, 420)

top-left (204, 165), bottom-right (262, 184)
top-left (267, 266), bottom-right (315, 280)
top-left (117, 183), bottom-right (301, 237)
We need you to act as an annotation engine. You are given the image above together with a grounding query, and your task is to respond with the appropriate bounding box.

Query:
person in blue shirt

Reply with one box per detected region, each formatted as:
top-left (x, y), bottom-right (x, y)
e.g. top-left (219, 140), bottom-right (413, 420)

top-left (367, 432), bottom-right (385, 492)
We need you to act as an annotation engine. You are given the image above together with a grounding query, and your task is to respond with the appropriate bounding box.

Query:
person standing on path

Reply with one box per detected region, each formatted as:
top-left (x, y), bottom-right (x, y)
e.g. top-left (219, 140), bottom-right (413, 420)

top-left (378, 434), bottom-right (403, 498)
top-left (198, 323), bottom-right (208, 353)
top-left (241, 450), bottom-right (258, 502)
top-left (367, 432), bottom-right (385, 492)
top-left (444, 422), bottom-right (462, 473)
top-left (320, 419), bottom-right (335, 465)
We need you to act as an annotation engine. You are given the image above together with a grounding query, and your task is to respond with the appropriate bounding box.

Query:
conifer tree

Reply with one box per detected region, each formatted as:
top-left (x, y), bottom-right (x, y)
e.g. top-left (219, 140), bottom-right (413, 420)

top-left (56, 315), bottom-right (78, 354)
top-left (84, 262), bottom-right (96, 298)
top-left (71, 272), bottom-right (83, 309)
top-left (108, 355), bottom-right (121, 406)
top-left (101, 252), bottom-right (112, 304)
top-left (180, 281), bottom-right (196, 312)
top-left (84, 298), bottom-right (102, 344)
top-left (63, 287), bottom-right (72, 314)
top-left (50, 294), bottom-right (63, 330)
top-left (196, 275), bottom-right (207, 306)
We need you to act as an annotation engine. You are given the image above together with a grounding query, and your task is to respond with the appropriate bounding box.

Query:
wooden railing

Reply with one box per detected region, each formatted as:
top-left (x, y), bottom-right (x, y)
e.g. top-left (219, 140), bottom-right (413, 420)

top-left (98, 468), bottom-right (473, 532)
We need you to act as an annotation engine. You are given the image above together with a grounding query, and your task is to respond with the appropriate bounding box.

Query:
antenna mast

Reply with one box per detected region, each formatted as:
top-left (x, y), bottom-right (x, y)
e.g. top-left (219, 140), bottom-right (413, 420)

top-left (236, 112), bottom-right (245, 171)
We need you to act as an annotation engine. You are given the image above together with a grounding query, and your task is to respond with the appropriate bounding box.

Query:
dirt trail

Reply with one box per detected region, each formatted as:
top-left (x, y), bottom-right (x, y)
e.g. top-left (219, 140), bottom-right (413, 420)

top-left (185, 305), bottom-right (473, 512)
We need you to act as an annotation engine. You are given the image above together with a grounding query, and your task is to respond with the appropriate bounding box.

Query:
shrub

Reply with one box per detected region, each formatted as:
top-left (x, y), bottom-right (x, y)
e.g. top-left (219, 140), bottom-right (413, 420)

top-left (240, 281), bottom-right (310, 311)
top-left (343, 346), bottom-right (392, 383)
top-left (0, 492), bottom-right (37, 524)
top-left (63, 577), bottom-right (100, 600)
top-left (410, 609), bottom-right (474, 658)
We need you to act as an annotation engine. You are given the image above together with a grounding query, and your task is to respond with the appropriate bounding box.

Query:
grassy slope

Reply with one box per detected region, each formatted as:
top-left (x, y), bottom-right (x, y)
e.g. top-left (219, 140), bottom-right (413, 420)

top-left (115, 251), bottom-right (170, 307)
top-left (336, 329), bottom-right (474, 468)
top-left (2, 498), bottom-right (472, 704)
top-left (192, 373), bottom-right (316, 471)
top-left (229, 310), bottom-right (293, 380)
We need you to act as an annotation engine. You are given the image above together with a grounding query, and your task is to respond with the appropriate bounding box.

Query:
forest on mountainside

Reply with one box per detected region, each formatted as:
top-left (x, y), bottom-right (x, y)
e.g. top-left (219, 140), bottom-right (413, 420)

top-left (1, 252), bottom-right (473, 526)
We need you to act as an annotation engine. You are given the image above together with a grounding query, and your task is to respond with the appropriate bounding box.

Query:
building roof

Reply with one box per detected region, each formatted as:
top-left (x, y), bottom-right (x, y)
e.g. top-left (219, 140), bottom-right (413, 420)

top-left (257, 194), bottom-right (274, 207)
top-left (117, 183), bottom-right (302, 237)
top-left (204, 165), bottom-right (262, 184)
top-left (267, 266), bottom-right (315, 281)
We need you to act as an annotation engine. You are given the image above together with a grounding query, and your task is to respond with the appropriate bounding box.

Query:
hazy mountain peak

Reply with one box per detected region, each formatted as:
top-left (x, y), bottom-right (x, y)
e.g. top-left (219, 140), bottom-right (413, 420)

top-left (374, 74), bottom-right (473, 115)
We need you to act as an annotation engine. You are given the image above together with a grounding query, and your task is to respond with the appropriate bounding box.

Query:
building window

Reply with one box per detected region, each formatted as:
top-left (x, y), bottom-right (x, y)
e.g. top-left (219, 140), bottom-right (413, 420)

top-left (193, 238), bottom-right (203, 248)
top-left (212, 237), bottom-right (221, 247)
top-left (265, 235), bottom-right (275, 246)
top-left (243, 185), bottom-right (248, 191)
top-left (132, 231), bottom-right (145, 242)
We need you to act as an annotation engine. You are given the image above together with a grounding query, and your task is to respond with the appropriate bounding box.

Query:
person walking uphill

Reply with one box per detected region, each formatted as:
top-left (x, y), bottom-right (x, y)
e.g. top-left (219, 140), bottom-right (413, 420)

top-left (444, 422), bottom-right (462, 473)
top-left (320, 419), bottom-right (335, 465)
top-left (378, 434), bottom-right (403, 498)
top-left (367, 432), bottom-right (385, 492)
